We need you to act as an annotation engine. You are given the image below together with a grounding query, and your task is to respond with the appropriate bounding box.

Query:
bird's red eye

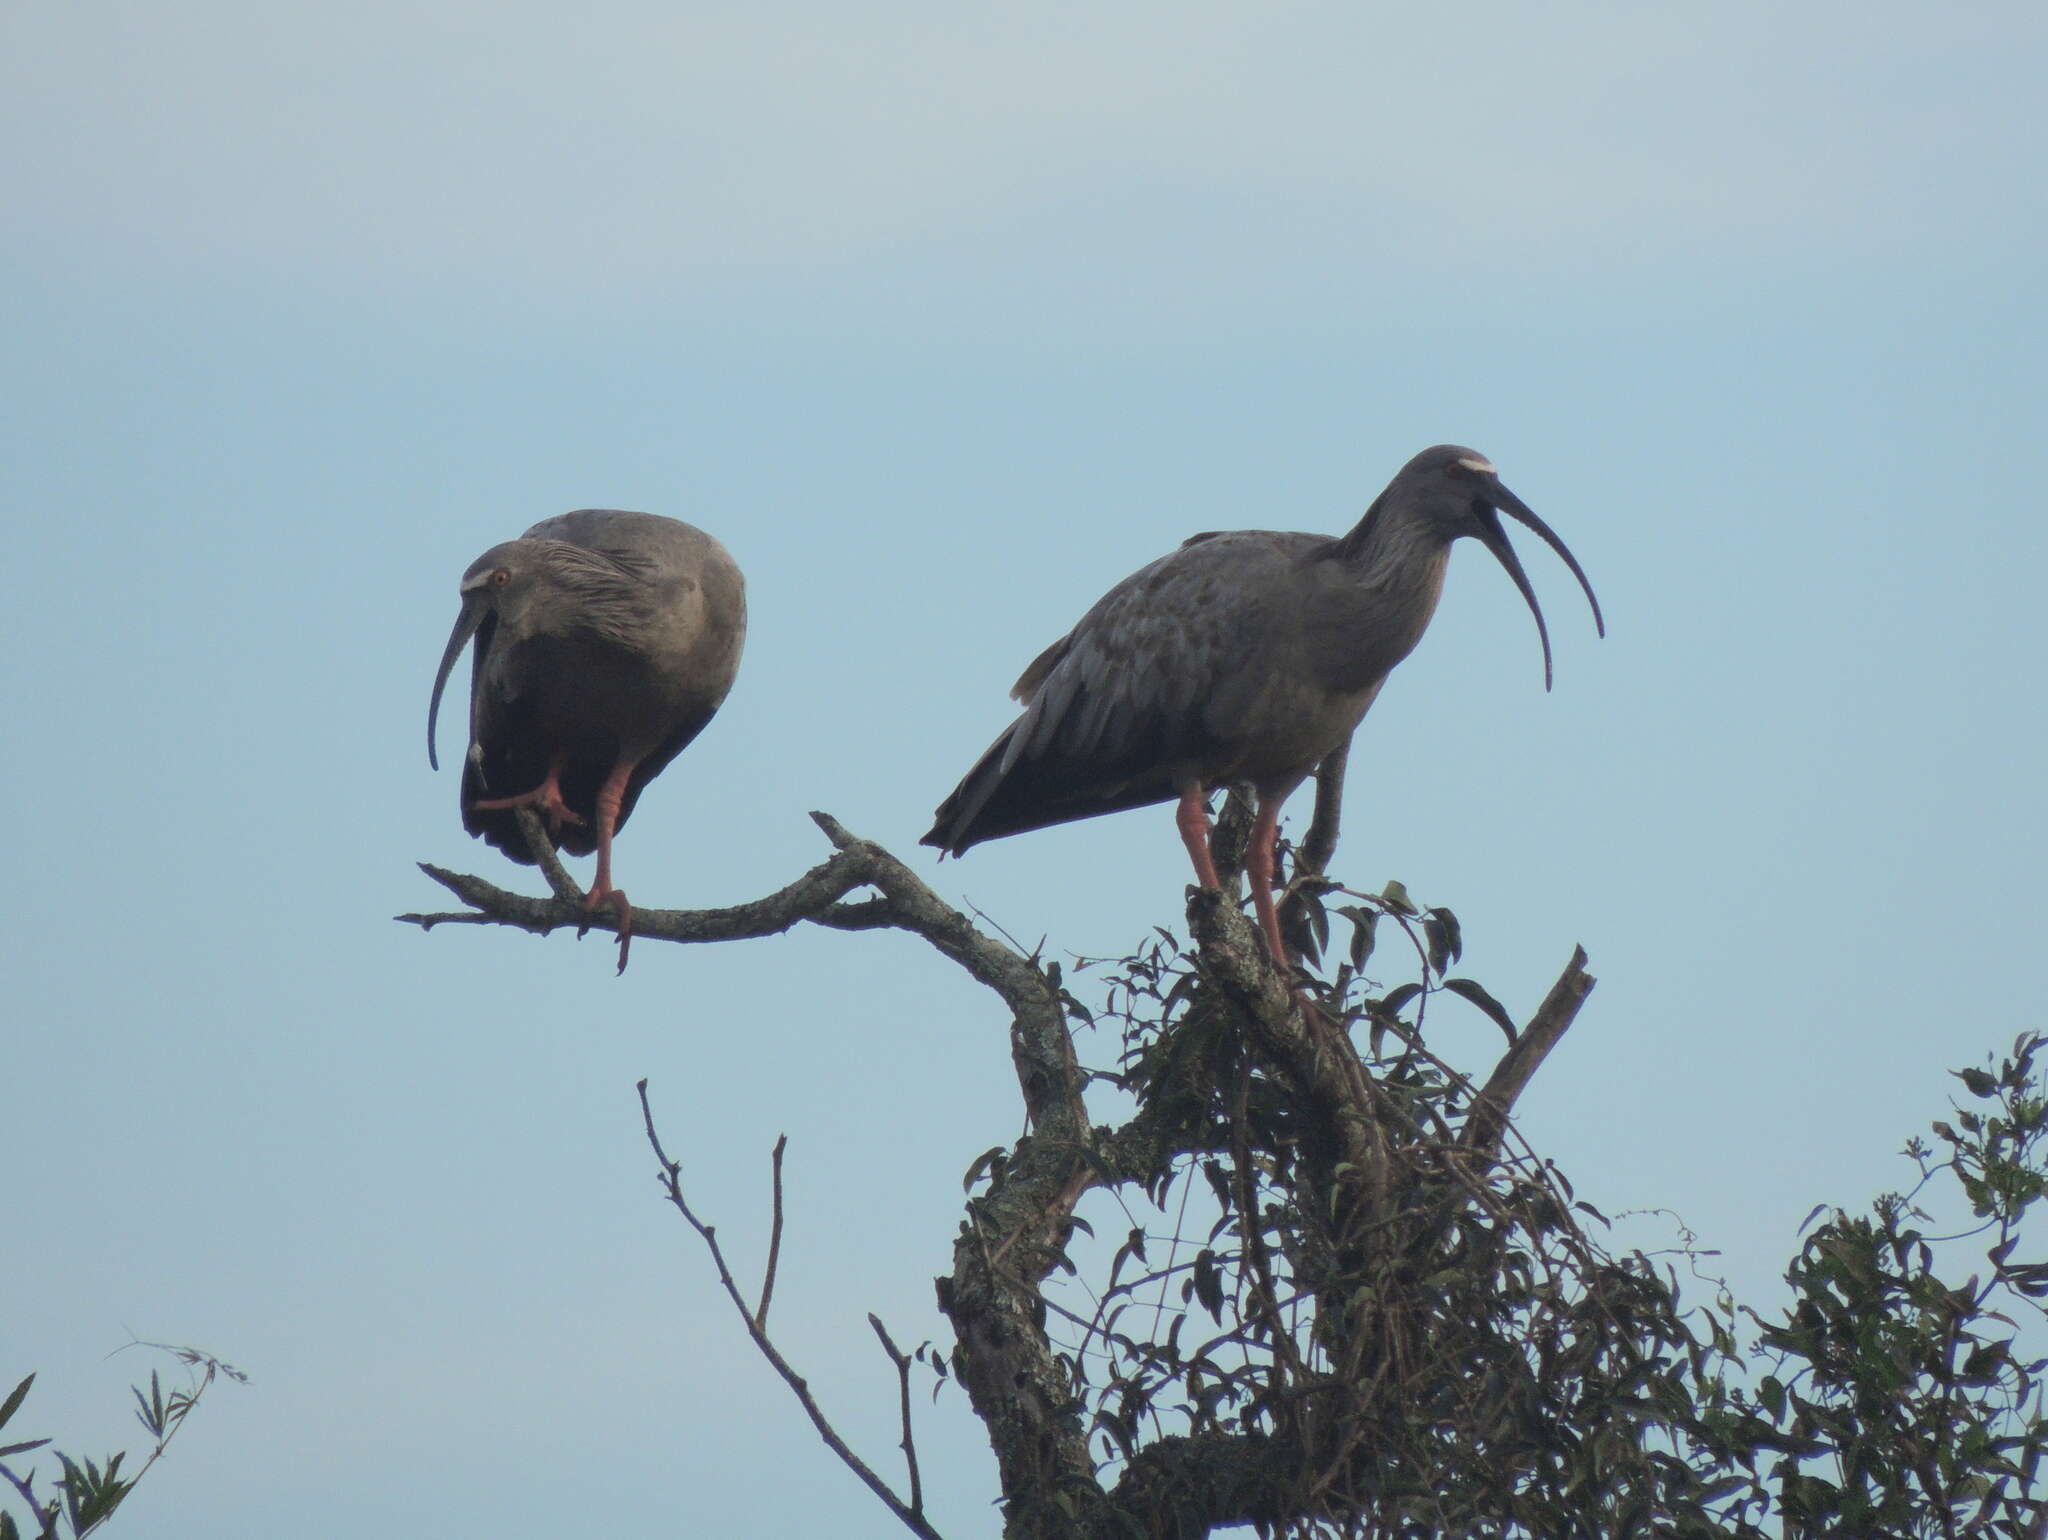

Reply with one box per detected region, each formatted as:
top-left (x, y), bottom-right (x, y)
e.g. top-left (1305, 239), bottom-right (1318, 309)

top-left (491, 568), bottom-right (511, 586)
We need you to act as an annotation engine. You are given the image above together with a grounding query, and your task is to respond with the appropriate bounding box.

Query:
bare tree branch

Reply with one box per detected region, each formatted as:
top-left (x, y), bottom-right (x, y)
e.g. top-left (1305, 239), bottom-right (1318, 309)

top-left (636, 1082), bottom-right (947, 1540)
top-left (868, 1315), bottom-right (926, 1520)
top-left (514, 807), bottom-right (584, 903)
top-left (395, 836), bottom-right (878, 945)
top-left (1459, 945), bottom-right (1597, 1161)
top-left (758, 1134), bottom-right (788, 1328)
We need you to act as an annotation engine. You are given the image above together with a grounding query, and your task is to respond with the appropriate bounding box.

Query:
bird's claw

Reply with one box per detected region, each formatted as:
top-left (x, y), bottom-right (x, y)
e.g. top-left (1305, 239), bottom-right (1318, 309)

top-left (575, 887), bottom-right (634, 974)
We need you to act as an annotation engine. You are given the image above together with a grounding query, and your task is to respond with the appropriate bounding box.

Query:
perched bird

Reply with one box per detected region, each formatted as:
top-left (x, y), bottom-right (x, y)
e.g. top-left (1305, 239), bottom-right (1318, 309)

top-left (923, 445), bottom-right (1602, 972)
top-left (427, 509), bottom-right (746, 968)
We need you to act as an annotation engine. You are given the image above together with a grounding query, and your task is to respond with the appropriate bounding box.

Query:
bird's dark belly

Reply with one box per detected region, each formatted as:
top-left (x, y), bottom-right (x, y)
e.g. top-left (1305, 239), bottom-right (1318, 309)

top-left (503, 637), bottom-right (688, 759)
top-left (1195, 677), bottom-right (1378, 790)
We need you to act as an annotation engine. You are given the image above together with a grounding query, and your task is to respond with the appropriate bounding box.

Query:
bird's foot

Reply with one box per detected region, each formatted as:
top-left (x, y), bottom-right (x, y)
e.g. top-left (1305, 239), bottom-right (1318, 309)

top-left (577, 886), bottom-right (634, 973)
top-left (472, 780), bottom-right (587, 836)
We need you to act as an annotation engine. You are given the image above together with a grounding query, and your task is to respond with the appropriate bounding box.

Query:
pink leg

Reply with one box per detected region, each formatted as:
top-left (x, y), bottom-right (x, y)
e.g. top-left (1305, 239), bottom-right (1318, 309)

top-left (1250, 795), bottom-right (1331, 1022)
top-left (472, 756), bottom-right (587, 836)
top-left (1246, 795), bottom-right (1289, 968)
top-left (583, 758), bottom-right (641, 974)
top-left (1175, 784), bottom-right (1222, 891)
top-left (1181, 786), bottom-right (1307, 1005)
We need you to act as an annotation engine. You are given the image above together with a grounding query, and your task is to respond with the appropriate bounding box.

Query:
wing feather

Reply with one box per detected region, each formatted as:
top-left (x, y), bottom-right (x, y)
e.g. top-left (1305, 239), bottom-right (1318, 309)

top-left (924, 531), bottom-right (1328, 853)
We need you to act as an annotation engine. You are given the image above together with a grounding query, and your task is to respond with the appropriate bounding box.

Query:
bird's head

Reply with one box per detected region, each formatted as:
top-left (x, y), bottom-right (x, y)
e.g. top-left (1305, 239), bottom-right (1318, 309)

top-left (1393, 444), bottom-right (1606, 690)
top-left (427, 540), bottom-right (537, 770)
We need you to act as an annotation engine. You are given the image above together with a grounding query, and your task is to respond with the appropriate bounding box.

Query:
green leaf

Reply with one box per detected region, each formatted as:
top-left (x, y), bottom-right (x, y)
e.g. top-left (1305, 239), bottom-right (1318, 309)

top-left (0, 1375), bottom-right (32, 1433)
top-left (1759, 1375), bottom-right (1786, 1419)
top-left (1444, 978), bottom-right (1518, 1043)
top-left (1379, 983), bottom-right (1423, 1018)
top-left (1340, 906), bottom-right (1380, 969)
top-left (1191, 1250), bottom-right (1225, 1324)
top-left (1424, 907), bottom-right (1463, 974)
top-left (133, 1370), bottom-right (168, 1439)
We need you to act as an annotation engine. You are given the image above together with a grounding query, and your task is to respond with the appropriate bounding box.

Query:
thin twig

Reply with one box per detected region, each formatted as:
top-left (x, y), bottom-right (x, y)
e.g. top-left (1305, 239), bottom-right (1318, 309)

top-left (1230, 1055), bottom-right (1311, 1392)
top-left (0, 1462), bottom-right (45, 1526)
top-left (758, 1135), bottom-right (788, 1328)
top-left (636, 1081), bottom-right (946, 1540)
top-left (868, 1315), bottom-right (926, 1518)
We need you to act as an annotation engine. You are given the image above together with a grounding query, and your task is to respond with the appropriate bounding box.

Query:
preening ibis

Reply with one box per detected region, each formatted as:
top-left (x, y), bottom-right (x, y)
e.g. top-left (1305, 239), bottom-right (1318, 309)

top-left (428, 509), bottom-right (747, 969)
top-left (923, 446), bottom-right (1602, 971)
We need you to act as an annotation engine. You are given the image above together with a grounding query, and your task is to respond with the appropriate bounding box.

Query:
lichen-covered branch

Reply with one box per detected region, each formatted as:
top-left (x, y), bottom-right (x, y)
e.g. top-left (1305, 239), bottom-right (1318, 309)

top-left (1185, 888), bottom-right (1382, 1176)
top-left (1097, 1430), bottom-right (1296, 1540)
top-left (396, 830), bottom-right (881, 947)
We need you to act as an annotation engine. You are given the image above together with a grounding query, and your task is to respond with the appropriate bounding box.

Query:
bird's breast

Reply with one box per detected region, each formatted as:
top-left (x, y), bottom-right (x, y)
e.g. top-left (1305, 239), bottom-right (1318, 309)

top-left (1195, 669), bottom-right (1384, 789)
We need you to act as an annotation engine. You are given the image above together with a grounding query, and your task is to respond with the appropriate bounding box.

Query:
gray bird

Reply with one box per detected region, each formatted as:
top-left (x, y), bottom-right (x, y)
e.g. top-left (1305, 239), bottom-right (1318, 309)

top-left (428, 509), bottom-right (746, 967)
top-left (923, 445), bottom-right (1602, 971)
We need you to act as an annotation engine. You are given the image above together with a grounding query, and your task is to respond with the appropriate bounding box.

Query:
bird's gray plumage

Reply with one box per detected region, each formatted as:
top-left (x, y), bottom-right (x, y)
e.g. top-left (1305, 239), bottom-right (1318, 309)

top-left (427, 509), bottom-right (746, 871)
top-left (922, 445), bottom-right (1601, 964)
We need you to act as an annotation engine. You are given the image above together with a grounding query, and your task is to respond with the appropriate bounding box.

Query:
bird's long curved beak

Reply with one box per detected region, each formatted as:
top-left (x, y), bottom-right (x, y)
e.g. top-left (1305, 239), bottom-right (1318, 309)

top-left (1473, 511), bottom-right (1559, 691)
top-left (1480, 484), bottom-right (1605, 691)
top-left (427, 596), bottom-right (487, 771)
top-left (1492, 485), bottom-right (1605, 640)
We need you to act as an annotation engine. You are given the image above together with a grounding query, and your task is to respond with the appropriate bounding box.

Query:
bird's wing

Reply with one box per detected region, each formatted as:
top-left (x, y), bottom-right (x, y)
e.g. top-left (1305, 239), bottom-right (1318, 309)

top-left (458, 616), bottom-right (599, 859)
top-left (925, 531), bottom-right (1327, 851)
top-left (1010, 532), bottom-right (1327, 765)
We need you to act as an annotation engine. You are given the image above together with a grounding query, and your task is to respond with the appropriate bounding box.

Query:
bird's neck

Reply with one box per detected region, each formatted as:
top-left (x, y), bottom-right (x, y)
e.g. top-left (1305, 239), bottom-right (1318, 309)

top-left (1304, 503), bottom-right (1453, 688)
top-left (1334, 502), bottom-right (1452, 607)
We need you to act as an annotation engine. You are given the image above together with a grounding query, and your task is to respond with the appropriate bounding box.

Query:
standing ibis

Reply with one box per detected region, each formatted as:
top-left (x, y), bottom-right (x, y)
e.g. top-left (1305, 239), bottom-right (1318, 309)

top-left (922, 446), bottom-right (1602, 972)
top-left (428, 509), bottom-right (746, 968)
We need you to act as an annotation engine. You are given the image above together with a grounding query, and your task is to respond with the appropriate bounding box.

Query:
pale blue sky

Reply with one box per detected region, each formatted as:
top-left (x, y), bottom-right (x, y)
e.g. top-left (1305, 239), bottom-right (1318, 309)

top-left (4, 3), bottom-right (2045, 1535)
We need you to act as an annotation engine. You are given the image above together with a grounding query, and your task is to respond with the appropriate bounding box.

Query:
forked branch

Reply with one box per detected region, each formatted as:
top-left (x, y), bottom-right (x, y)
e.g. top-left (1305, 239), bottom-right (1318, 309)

top-left (868, 1314), bottom-right (927, 1520)
top-left (636, 1082), bottom-right (947, 1540)
top-left (1461, 945), bottom-right (1596, 1160)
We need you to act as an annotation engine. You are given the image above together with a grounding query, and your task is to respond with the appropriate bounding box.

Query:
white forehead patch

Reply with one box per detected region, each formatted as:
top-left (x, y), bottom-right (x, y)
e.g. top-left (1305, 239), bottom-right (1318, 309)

top-left (1456, 455), bottom-right (1497, 474)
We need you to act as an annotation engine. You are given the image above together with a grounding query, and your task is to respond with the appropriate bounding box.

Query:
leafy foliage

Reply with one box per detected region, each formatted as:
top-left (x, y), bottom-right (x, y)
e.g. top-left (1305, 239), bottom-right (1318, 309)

top-left (0, 1346), bottom-right (245, 1540)
top-left (1695, 1033), bottom-right (2048, 1536)
top-left (1042, 870), bottom-right (2048, 1538)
